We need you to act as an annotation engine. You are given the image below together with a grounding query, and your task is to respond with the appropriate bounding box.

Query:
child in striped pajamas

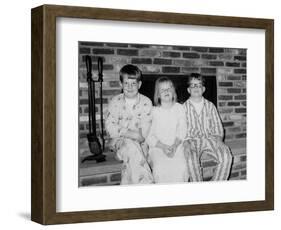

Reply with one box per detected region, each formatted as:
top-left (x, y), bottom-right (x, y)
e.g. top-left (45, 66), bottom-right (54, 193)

top-left (105, 64), bottom-right (154, 185)
top-left (183, 73), bottom-right (233, 181)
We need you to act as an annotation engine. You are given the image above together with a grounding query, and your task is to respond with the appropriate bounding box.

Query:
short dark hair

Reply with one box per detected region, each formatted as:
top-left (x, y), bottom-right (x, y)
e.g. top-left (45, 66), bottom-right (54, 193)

top-left (187, 73), bottom-right (205, 87)
top-left (119, 64), bottom-right (142, 83)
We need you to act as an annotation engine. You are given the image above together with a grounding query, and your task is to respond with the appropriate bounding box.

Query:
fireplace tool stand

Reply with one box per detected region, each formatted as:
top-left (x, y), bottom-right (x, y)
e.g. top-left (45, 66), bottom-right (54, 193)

top-left (81, 56), bottom-right (106, 163)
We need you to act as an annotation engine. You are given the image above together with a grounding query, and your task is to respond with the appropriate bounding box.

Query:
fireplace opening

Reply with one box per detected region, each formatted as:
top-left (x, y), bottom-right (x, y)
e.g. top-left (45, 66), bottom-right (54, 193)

top-left (139, 74), bottom-right (217, 107)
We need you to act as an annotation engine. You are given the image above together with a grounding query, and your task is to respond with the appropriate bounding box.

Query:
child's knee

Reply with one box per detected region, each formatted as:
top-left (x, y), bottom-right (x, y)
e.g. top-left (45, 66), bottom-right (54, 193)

top-left (221, 144), bottom-right (233, 160)
top-left (218, 150), bottom-right (233, 165)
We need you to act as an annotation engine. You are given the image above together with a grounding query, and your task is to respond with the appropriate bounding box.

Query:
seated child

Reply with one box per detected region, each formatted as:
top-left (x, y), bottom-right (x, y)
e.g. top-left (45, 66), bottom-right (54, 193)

top-left (146, 77), bottom-right (189, 183)
top-left (183, 73), bottom-right (233, 181)
top-left (105, 64), bottom-right (153, 185)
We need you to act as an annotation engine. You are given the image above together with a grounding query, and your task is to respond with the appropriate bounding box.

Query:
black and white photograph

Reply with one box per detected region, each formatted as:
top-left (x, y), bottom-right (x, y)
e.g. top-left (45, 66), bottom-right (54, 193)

top-left (78, 42), bottom-right (247, 187)
top-left (29, 3), bottom-right (274, 225)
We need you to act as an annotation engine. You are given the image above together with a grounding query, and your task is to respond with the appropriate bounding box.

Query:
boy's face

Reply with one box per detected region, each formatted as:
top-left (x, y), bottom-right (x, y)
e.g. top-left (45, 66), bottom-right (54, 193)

top-left (187, 78), bottom-right (205, 98)
top-left (121, 74), bottom-right (142, 99)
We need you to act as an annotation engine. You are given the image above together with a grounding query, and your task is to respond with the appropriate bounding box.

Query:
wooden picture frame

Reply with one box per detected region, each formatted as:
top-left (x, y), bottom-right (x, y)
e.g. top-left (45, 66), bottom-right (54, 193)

top-left (31, 4), bottom-right (274, 225)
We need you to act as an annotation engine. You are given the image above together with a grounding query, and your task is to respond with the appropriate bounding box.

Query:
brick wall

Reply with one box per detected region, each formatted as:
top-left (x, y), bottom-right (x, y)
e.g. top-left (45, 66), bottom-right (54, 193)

top-left (78, 42), bottom-right (247, 185)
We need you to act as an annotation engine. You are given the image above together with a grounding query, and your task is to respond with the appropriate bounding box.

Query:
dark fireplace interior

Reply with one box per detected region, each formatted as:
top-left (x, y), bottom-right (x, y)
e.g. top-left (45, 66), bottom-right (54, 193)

top-left (140, 75), bottom-right (217, 107)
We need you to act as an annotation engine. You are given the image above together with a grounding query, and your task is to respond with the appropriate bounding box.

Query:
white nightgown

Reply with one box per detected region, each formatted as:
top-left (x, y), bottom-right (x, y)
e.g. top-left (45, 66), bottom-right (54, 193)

top-left (146, 103), bottom-right (189, 183)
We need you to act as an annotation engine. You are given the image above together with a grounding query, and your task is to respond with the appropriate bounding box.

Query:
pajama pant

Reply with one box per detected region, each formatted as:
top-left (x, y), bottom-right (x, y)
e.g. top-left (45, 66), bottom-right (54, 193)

top-left (116, 138), bottom-right (154, 185)
top-left (184, 138), bottom-right (233, 181)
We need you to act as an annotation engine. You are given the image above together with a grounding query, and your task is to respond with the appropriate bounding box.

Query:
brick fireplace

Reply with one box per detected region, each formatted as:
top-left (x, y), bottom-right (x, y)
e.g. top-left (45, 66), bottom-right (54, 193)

top-left (78, 42), bottom-right (247, 186)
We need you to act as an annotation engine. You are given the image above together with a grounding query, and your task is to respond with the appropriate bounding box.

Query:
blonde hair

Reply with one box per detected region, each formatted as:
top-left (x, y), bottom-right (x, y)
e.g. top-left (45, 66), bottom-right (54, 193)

top-left (154, 77), bottom-right (177, 106)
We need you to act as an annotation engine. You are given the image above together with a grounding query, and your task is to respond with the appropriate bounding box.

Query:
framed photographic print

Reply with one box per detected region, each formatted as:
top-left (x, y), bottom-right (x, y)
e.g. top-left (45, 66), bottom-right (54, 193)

top-left (31, 4), bottom-right (274, 225)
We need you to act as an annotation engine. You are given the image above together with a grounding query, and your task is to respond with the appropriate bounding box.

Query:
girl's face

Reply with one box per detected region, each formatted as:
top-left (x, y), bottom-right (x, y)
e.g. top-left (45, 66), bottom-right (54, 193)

top-left (159, 81), bottom-right (174, 104)
top-left (121, 74), bottom-right (141, 99)
top-left (188, 78), bottom-right (205, 98)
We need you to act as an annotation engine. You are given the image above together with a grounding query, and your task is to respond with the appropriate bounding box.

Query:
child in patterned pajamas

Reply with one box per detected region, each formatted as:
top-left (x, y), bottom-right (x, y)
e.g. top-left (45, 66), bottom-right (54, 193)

top-left (105, 64), bottom-right (154, 185)
top-left (183, 73), bottom-right (233, 181)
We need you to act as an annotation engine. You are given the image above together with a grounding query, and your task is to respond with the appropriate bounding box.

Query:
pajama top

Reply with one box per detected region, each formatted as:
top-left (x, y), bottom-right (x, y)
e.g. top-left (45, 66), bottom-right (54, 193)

top-left (146, 103), bottom-right (187, 147)
top-left (105, 93), bottom-right (153, 148)
top-left (183, 98), bottom-right (224, 140)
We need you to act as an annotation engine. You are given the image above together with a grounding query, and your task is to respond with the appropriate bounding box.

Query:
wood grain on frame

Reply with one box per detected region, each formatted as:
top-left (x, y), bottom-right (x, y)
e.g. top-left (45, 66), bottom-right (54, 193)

top-left (31, 4), bottom-right (274, 225)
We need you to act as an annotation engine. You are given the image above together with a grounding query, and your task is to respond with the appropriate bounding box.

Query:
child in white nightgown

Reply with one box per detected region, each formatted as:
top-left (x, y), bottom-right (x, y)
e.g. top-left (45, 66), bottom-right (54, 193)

top-left (146, 77), bottom-right (189, 183)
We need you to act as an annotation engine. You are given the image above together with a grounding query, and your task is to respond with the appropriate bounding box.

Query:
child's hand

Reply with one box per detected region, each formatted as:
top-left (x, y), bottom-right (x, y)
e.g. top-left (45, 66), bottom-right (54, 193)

top-left (163, 145), bottom-right (174, 158)
top-left (122, 129), bottom-right (144, 143)
top-left (156, 141), bottom-right (176, 158)
top-left (167, 138), bottom-right (182, 158)
top-left (166, 145), bottom-right (177, 158)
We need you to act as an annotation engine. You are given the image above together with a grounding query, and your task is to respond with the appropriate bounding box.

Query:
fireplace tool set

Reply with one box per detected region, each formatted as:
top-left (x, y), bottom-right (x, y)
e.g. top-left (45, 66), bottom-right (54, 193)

top-left (81, 55), bottom-right (106, 163)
